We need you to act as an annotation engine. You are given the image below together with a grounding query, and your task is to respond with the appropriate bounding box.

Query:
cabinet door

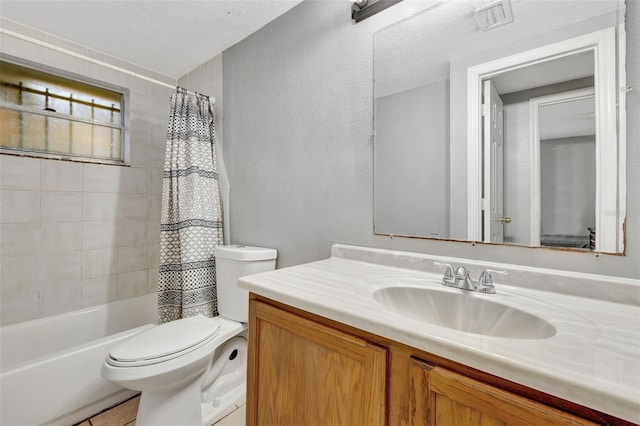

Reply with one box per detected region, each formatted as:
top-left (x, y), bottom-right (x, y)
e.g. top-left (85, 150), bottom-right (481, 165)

top-left (247, 300), bottom-right (387, 426)
top-left (409, 358), bottom-right (598, 426)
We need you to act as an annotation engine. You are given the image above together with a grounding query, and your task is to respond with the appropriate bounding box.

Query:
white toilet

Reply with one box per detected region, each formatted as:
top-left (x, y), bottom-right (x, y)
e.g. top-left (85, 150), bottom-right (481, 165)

top-left (101, 245), bottom-right (277, 426)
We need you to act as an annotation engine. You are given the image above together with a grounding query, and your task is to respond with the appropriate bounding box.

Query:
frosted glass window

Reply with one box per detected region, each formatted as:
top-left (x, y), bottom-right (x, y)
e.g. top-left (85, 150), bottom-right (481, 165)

top-left (0, 60), bottom-right (125, 163)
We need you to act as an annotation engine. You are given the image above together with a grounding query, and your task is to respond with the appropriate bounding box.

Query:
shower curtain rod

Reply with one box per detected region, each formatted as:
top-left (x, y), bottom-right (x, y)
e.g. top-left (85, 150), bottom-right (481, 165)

top-left (0, 27), bottom-right (215, 104)
top-left (175, 86), bottom-right (212, 100)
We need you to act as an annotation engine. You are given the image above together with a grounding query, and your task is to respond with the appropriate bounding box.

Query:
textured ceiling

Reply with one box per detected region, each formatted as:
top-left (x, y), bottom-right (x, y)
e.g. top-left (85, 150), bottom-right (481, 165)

top-left (0, 0), bottom-right (304, 78)
top-left (374, 0), bottom-right (623, 98)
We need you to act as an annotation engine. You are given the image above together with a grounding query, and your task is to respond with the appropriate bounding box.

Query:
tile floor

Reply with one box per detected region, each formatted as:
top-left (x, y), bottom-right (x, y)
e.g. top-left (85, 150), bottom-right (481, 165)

top-left (76, 395), bottom-right (246, 426)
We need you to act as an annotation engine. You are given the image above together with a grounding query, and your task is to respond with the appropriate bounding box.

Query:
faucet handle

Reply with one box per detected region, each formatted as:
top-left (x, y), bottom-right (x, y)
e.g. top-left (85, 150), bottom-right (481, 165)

top-left (454, 265), bottom-right (468, 278)
top-left (433, 260), bottom-right (455, 280)
top-left (478, 269), bottom-right (508, 285)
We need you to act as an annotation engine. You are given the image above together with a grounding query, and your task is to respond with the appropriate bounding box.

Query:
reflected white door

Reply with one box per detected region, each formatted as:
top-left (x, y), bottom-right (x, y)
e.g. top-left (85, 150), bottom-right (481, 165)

top-left (483, 80), bottom-right (505, 243)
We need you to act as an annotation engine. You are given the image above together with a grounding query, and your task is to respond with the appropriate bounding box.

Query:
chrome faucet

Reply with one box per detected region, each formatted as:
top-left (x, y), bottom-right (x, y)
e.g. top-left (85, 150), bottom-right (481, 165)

top-left (433, 260), bottom-right (507, 294)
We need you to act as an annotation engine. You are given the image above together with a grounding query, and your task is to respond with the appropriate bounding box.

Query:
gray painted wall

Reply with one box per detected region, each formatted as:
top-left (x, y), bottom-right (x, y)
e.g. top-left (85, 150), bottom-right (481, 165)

top-left (540, 136), bottom-right (596, 236)
top-left (374, 80), bottom-right (449, 238)
top-left (218, 0), bottom-right (639, 279)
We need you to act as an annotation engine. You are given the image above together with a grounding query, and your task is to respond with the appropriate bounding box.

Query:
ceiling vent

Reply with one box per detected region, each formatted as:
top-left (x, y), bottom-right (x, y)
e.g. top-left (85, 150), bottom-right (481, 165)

top-left (474, 0), bottom-right (513, 31)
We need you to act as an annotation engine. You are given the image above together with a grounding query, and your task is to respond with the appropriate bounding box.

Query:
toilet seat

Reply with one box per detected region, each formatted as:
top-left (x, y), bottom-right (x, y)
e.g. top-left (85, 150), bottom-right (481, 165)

top-left (107, 315), bottom-right (220, 367)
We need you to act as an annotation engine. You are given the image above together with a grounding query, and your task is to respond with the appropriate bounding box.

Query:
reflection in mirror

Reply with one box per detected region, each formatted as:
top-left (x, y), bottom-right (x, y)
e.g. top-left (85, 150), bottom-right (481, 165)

top-left (373, 0), bottom-right (626, 253)
top-left (537, 88), bottom-right (596, 249)
top-left (478, 52), bottom-right (595, 248)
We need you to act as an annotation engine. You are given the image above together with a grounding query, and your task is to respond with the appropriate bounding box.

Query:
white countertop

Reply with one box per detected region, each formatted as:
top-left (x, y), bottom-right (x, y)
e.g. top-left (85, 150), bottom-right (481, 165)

top-left (238, 245), bottom-right (640, 423)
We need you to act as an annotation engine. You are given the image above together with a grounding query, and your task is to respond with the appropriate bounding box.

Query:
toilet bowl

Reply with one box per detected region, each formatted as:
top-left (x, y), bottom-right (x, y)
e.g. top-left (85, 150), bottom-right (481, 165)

top-left (101, 245), bottom-right (276, 426)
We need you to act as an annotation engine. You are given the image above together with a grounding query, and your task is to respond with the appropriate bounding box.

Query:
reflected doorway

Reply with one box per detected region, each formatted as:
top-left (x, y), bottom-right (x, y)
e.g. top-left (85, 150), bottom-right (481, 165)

top-left (475, 45), bottom-right (601, 249)
top-left (531, 88), bottom-right (596, 248)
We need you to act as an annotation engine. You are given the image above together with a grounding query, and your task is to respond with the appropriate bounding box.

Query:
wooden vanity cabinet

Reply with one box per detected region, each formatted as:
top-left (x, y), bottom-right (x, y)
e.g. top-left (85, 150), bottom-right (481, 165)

top-left (247, 296), bottom-right (628, 426)
top-left (409, 358), bottom-right (597, 426)
top-left (246, 298), bottom-right (387, 426)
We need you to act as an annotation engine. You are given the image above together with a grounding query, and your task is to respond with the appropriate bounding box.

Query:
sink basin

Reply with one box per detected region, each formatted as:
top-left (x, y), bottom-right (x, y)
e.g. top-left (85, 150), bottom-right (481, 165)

top-left (372, 285), bottom-right (556, 339)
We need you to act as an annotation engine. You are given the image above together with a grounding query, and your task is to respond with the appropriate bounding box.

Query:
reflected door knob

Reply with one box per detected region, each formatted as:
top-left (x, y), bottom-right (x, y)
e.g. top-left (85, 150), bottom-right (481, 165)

top-left (500, 217), bottom-right (511, 224)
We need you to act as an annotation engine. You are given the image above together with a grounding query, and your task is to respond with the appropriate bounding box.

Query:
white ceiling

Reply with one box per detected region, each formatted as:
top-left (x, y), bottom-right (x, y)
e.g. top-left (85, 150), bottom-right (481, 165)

top-left (0, 0), bottom-right (305, 79)
top-left (490, 51), bottom-right (594, 95)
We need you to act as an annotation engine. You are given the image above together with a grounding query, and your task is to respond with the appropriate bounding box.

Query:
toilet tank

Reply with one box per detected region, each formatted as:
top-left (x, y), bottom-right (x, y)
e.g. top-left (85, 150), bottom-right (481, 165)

top-left (214, 245), bottom-right (277, 323)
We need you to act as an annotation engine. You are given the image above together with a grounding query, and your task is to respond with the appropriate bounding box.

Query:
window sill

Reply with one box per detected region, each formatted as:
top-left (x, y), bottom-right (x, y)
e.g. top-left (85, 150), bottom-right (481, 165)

top-left (0, 148), bottom-right (129, 167)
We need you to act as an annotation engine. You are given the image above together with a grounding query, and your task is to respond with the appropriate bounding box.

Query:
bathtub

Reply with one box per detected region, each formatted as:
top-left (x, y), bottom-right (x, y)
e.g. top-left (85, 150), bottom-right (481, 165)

top-left (0, 293), bottom-right (158, 426)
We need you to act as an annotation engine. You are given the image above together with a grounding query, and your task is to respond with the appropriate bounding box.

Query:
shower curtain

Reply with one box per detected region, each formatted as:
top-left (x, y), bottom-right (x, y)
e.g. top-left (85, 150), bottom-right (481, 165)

top-left (157, 88), bottom-right (223, 323)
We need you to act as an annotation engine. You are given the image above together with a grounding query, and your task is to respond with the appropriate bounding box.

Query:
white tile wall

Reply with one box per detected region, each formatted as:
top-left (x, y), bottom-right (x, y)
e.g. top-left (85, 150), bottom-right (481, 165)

top-left (0, 156), bottom-right (41, 189)
top-left (116, 245), bottom-right (148, 274)
top-left (147, 244), bottom-right (160, 269)
top-left (82, 221), bottom-right (118, 249)
top-left (129, 140), bottom-right (150, 168)
top-left (45, 34), bottom-right (87, 55)
top-left (117, 220), bottom-right (147, 247)
top-left (82, 275), bottom-right (118, 307)
top-left (117, 194), bottom-right (149, 220)
top-left (0, 289), bottom-right (40, 324)
top-left (40, 279), bottom-right (82, 317)
top-left (148, 141), bottom-right (166, 169)
top-left (117, 270), bottom-right (148, 299)
top-left (0, 256), bottom-right (38, 292)
top-left (41, 160), bottom-right (83, 191)
top-left (148, 168), bottom-right (164, 194)
top-left (46, 49), bottom-right (89, 76)
top-left (0, 21), bottom-right (172, 325)
top-left (83, 164), bottom-right (123, 193)
top-left (82, 248), bottom-right (118, 279)
top-left (83, 193), bottom-right (120, 221)
top-left (0, 190), bottom-right (40, 223)
top-left (42, 191), bottom-right (83, 222)
top-left (147, 268), bottom-right (159, 293)
top-left (146, 220), bottom-right (161, 244)
top-left (130, 89), bottom-right (151, 120)
top-left (41, 222), bottom-right (82, 253)
top-left (148, 194), bottom-right (162, 221)
top-left (120, 167), bottom-right (148, 194)
top-left (38, 253), bottom-right (83, 283)
top-left (1, 224), bottom-right (41, 256)
top-left (0, 35), bottom-right (47, 67)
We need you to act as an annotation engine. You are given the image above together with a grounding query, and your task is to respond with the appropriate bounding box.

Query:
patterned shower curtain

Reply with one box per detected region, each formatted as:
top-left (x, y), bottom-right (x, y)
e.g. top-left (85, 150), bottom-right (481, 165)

top-left (158, 88), bottom-right (223, 323)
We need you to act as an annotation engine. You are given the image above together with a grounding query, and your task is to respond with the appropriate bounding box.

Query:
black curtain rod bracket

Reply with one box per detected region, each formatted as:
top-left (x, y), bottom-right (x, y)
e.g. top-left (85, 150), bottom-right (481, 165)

top-left (352, 0), bottom-right (404, 23)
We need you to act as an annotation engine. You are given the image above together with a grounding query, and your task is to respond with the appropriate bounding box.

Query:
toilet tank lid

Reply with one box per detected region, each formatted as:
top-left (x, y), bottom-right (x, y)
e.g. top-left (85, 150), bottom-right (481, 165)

top-left (214, 245), bottom-right (277, 261)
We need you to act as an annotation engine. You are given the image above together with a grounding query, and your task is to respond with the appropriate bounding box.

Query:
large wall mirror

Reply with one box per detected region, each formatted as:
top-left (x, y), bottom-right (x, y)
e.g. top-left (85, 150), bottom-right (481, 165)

top-left (373, 0), bottom-right (627, 254)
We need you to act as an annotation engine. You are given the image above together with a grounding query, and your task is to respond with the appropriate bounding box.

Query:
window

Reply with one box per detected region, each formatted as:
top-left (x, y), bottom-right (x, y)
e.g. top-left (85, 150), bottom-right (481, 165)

top-left (0, 59), bottom-right (126, 163)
